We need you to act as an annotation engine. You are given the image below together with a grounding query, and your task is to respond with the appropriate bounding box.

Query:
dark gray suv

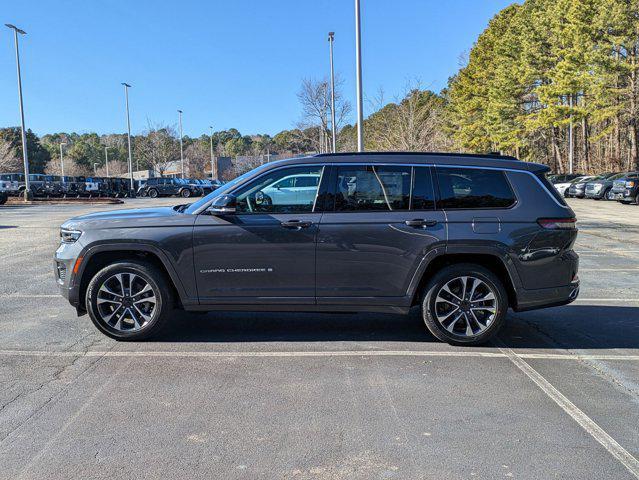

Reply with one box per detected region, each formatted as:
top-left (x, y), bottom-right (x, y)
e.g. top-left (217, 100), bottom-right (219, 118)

top-left (54, 153), bottom-right (579, 345)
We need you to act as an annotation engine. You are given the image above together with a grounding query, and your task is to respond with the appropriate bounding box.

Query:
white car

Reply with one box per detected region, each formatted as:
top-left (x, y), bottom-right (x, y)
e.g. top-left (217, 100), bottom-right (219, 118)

top-left (261, 173), bottom-right (320, 206)
top-left (0, 173), bottom-right (21, 196)
top-left (552, 174), bottom-right (586, 197)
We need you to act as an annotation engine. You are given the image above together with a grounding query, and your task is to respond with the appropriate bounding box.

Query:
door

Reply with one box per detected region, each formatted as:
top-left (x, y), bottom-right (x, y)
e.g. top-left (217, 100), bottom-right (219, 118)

top-left (193, 165), bottom-right (326, 304)
top-left (316, 165), bottom-right (447, 305)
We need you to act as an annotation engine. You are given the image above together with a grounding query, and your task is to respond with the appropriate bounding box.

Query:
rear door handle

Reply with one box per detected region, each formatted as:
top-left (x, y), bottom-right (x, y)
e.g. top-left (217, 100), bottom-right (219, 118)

top-left (405, 219), bottom-right (438, 228)
top-left (281, 220), bottom-right (313, 229)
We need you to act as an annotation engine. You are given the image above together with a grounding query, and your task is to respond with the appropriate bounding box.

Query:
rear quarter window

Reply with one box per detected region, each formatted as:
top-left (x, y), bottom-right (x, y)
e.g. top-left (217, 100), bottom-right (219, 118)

top-left (536, 173), bottom-right (568, 206)
top-left (436, 167), bottom-right (516, 209)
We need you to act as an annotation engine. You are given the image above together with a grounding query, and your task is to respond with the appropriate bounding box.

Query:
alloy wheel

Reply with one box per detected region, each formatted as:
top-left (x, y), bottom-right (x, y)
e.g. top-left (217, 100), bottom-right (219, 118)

top-left (434, 276), bottom-right (497, 337)
top-left (96, 273), bottom-right (157, 332)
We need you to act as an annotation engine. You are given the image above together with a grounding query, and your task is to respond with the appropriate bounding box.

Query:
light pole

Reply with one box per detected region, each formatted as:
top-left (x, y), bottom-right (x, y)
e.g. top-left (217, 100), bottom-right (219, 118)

top-left (59, 142), bottom-right (66, 177)
top-left (5, 24), bottom-right (31, 200)
top-left (328, 32), bottom-right (337, 153)
top-left (178, 110), bottom-right (184, 178)
top-left (104, 146), bottom-right (110, 177)
top-left (209, 126), bottom-right (217, 180)
top-left (121, 83), bottom-right (134, 190)
top-left (94, 162), bottom-right (98, 175)
top-left (354, 0), bottom-right (364, 152)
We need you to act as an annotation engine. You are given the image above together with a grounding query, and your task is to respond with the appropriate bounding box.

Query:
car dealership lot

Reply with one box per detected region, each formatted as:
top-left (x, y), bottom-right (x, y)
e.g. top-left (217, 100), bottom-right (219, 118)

top-left (0, 198), bottom-right (638, 479)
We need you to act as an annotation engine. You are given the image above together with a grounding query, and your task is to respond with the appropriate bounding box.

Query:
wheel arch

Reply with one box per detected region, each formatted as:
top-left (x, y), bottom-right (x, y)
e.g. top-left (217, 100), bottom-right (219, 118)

top-left (409, 251), bottom-right (519, 309)
top-left (75, 243), bottom-right (189, 312)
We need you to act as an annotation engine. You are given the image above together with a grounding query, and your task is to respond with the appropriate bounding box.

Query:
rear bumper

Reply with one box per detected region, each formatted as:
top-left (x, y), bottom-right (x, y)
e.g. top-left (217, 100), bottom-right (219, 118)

top-left (513, 278), bottom-right (580, 312)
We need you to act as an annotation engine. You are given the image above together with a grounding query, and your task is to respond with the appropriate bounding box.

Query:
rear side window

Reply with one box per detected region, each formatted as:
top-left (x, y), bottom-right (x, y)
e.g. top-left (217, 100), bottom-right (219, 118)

top-left (335, 165), bottom-right (411, 211)
top-left (436, 167), bottom-right (516, 209)
top-left (536, 173), bottom-right (568, 206)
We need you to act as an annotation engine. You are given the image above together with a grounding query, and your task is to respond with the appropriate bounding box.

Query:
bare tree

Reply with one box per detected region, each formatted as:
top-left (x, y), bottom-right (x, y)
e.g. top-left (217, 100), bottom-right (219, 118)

top-left (366, 82), bottom-right (449, 152)
top-left (134, 121), bottom-right (180, 176)
top-left (296, 76), bottom-right (351, 152)
top-left (184, 142), bottom-right (210, 178)
top-left (0, 139), bottom-right (21, 172)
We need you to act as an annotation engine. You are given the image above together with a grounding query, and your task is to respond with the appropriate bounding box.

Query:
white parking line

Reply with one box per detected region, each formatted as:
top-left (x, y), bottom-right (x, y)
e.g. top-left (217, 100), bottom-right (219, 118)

top-left (0, 349), bottom-right (637, 361)
top-left (497, 343), bottom-right (639, 479)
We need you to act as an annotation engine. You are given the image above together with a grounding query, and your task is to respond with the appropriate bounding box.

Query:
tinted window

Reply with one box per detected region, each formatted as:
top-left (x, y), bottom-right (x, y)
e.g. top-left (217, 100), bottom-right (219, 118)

top-left (296, 176), bottom-right (320, 187)
top-left (436, 168), bottom-right (516, 209)
top-left (235, 166), bottom-right (323, 214)
top-left (411, 167), bottom-right (435, 210)
top-left (335, 165), bottom-right (411, 211)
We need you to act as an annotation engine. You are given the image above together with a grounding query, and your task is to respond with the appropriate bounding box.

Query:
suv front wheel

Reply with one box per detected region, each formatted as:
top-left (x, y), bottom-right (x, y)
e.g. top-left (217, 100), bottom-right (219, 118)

top-left (421, 264), bottom-right (507, 345)
top-left (86, 261), bottom-right (173, 340)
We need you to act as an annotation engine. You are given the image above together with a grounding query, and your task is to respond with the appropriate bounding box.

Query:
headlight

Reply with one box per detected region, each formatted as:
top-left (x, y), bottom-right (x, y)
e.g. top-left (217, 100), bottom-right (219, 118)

top-left (60, 228), bottom-right (82, 243)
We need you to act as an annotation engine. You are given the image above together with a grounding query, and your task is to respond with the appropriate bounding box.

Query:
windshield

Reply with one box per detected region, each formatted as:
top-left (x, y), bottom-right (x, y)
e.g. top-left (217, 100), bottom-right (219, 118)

top-left (184, 163), bottom-right (273, 214)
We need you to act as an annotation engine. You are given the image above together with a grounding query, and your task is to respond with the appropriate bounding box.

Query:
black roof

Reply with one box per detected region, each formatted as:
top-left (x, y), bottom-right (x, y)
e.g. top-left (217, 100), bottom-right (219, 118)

top-left (270, 152), bottom-right (547, 173)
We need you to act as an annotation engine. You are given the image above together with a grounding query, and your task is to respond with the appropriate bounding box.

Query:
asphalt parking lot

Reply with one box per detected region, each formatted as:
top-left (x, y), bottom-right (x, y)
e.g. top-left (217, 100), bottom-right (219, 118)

top-left (1, 197), bottom-right (638, 479)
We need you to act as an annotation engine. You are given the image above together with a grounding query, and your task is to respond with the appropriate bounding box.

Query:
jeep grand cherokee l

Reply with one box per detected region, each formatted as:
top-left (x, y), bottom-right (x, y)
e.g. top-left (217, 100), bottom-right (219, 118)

top-left (54, 153), bottom-right (579, 345)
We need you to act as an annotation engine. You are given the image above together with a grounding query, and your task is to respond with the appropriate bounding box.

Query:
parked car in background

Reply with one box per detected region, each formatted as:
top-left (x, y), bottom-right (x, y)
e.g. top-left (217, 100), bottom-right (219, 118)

top-left (611, 171), bottom-right (639, 204)
top-left (143, 177), bottom-right (198, 198)
top-left (0, 173), bottom-right (21, 196)
top-left (566, 175), bottom-right (600, 198)
top-left (585, 172), bottom-right (627, 200)
top-left (550, 174), bottom-right (584, 197)
top-left (183, 178), bottom-right (203, 196)
top-left (27, 174), bottom-right (47, 197)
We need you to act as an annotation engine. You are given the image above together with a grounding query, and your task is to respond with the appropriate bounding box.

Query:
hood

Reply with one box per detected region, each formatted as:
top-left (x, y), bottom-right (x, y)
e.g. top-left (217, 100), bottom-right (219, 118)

top-left (61, 206), bottom-right (194, 231)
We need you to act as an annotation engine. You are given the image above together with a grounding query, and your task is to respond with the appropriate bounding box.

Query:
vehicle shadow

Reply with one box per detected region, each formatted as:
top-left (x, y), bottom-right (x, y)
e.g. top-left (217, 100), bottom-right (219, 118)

top-left (152, 305), bottom-right (639, 350)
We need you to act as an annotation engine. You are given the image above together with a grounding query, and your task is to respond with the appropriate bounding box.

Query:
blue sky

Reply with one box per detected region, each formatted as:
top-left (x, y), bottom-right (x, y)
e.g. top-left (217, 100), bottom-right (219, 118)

top-left (1, 0), bottom-right (513, 137)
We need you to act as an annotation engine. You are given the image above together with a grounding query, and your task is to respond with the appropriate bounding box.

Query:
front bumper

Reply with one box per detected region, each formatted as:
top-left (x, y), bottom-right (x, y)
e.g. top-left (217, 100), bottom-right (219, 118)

top-left (54, 242), bottom-right (82, 307)
top-left (513, 277), bottom-right (580, 312)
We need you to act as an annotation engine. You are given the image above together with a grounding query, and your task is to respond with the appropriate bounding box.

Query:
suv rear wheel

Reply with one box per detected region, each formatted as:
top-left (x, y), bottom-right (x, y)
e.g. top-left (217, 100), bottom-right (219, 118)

top-left (421, 263), bottom-right (507, 345)
top-left (147, 188), bottom-right (158, 198)
top-left (86, 261), bottom-right (173, 340)
top-left (180, 188), bottom-right (191, 198)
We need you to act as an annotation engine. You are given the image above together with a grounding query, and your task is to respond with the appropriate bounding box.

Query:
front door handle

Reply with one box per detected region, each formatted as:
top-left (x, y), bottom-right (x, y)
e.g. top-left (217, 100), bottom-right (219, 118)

top-left (405, 219), bottom-right (438, 228)
top-left (281, 220), bottom-right (313, 229)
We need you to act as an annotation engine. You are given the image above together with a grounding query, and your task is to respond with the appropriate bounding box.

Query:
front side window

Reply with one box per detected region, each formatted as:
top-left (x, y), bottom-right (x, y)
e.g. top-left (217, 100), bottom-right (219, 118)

top-left (235, 166), bottom-right (324, 214)
top-left (436, 168), bottom-right (516, 209)
top-left (334, 165), bottom-right (411, 211)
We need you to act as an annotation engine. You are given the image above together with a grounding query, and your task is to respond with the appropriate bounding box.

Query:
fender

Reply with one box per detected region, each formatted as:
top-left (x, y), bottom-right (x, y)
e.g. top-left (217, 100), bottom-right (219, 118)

top-left (74, 241), bottom-right (195, 307)
top-left (406, 242), bottom-right (524, 301)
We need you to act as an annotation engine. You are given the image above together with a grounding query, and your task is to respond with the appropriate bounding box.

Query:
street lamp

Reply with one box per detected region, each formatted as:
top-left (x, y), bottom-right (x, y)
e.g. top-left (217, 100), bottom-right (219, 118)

top-left (328, 32), bottom-right (337, 153)
top-left (104, 146), bottom-right (110, 178)
top-left (5, 24), bottom-right (31, 200)
top-left (209, 126), bottom-right (217, 180)
top-left (121, 82), bottom-right (134, 189)
top-left (354, 0), bottom-right (364, 151)
top-left (178, 110), bottom-right (184, 178)
top-left (59, 142), bottom-right (67, 177)
top-left (94, 162), bottom-right (98, 175)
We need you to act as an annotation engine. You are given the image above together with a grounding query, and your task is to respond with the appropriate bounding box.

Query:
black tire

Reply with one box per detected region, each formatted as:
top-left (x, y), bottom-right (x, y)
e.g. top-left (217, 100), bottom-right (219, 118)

top-left (0, 192), bottom-right (7, 205)
top-left (85, 261), bottom-right (174, 341)
top-left (181, 188), bottom-right (191, 198)
top-left (148, 188), bottom-right (158, 198)
top-left (603, 187), bottom-right (613, 201)
top-left (421, 263), bottom-right (508, 346)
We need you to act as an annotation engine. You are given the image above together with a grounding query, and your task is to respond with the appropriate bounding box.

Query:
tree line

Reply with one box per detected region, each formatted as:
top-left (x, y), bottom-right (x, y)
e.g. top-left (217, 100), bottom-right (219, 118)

top-left (1, 0), bottom-right (636, 177)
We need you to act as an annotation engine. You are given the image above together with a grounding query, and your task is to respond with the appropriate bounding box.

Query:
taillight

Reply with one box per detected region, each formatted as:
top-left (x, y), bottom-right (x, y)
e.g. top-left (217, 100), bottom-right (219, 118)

top-left (537, 218), bottom-right (577, 229)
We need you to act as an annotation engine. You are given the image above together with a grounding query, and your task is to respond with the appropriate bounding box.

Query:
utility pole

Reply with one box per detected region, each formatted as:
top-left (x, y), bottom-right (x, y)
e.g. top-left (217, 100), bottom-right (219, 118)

top-left (354, 0), bottom-right (364, 151)
top-left (104, 146), bottom-right (110, 177)
top-left (178, 110), bottom-right (184, 178)
top-left (568, 95), bottom-right (574, 174)
top-left (209, 126), bottom-right (217, 180)
top-left (59, 143), bottom-right (66, 177)
top-left (328, 32), bottom-right (337, 153)
top-left (121, 83), bottom-right (134, 190)
top-left (6, 24), bottom-right (31, 200)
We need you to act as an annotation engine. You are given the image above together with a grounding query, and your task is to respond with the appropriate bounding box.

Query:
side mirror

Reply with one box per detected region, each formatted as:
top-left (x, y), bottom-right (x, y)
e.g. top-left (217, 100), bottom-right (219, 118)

top-left (207, 194), bottom-right (237, 215)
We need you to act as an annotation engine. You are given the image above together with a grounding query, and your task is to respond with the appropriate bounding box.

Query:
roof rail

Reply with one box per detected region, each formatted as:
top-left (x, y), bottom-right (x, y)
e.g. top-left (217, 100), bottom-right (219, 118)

top-left (314, 151), bottom-right (518, 161)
